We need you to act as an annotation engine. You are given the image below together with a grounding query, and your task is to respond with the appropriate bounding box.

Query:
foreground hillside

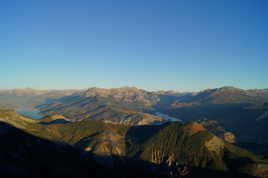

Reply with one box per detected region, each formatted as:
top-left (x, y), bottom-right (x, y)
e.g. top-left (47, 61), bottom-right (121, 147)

top-left (0, 121), bottom-right (171, 178)
top-left (0, 109), bottom-right (268, 178)
top-left (0, 121), bottom-right (104, 178)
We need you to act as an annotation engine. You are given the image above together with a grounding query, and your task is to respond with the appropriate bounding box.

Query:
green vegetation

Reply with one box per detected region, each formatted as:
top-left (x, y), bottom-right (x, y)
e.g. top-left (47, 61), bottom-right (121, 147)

top-left (126, 122), bottom-right (226, 170)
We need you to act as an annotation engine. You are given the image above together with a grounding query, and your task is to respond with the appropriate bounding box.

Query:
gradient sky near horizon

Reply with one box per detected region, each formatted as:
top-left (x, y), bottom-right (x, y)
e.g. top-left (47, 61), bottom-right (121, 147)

top-left (1, 0), bottom-right (268, 91)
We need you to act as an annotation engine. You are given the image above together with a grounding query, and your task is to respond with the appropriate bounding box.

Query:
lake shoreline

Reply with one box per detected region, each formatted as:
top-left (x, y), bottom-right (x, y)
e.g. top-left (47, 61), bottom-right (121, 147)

top-left (16, 109), bottom-right (43, 119)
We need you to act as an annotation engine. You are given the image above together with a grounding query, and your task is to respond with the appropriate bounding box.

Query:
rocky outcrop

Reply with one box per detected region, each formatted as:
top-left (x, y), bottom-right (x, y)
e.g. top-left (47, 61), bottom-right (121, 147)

top-left (205, 136), bottom-right (224, 154)
top-left (222, 132), bottom-right (236, 143)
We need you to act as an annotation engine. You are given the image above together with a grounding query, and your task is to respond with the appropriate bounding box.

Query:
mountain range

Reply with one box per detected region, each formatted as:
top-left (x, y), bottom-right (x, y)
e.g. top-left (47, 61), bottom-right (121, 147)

top-left (0, 88), bottom-right (80, 109)
top-left (36, 87), bottom-right (268, 146)
top-left (0, 86), bottom-right (268, 177)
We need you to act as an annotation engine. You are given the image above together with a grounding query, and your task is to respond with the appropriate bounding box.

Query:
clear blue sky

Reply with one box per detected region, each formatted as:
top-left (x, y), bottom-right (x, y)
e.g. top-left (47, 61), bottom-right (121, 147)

top-left (1, 0), bottom-right (268, 91)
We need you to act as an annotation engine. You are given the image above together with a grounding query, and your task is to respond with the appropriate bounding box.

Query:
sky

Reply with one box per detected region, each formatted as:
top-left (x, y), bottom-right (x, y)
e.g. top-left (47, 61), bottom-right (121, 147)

top-left (1, 0), bottom-right (268, 91)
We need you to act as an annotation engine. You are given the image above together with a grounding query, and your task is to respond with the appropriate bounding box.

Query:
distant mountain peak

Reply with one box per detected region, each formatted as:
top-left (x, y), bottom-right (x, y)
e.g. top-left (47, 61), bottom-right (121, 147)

top-left (221, 86), bottom-right (236, 89)
top-left (81, 87), bottom-right (160, 107)
top-left (218, 86), bottom-right (243, 91)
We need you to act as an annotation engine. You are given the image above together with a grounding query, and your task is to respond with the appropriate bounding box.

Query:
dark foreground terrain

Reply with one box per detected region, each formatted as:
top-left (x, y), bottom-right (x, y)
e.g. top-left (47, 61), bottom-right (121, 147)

top-left (0, 109), bottom-right (268, 178)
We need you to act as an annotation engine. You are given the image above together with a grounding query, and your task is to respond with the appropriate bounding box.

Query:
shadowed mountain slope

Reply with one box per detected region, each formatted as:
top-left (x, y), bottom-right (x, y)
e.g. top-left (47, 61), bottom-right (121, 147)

top-left (0, 121), bottom-right (106, 178)
top-left (0, 109), bottom-right (267, 177)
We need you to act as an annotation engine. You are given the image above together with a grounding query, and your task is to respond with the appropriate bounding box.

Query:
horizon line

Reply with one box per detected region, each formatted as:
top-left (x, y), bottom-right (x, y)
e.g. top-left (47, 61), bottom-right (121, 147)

top-left (0, 85), bottom-right (267, 93)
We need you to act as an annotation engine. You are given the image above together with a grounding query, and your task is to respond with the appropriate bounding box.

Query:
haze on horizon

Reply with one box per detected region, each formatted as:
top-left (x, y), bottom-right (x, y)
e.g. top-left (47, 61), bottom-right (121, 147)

top-left (1, 0), bottom-right (268, 91)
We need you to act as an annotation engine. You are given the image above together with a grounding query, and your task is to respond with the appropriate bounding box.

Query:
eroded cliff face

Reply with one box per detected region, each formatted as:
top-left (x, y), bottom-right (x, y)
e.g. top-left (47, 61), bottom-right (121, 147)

top-left (149, 135), bottom-right (225, 167)
top-left (124, 122), bottom-right (230, 171)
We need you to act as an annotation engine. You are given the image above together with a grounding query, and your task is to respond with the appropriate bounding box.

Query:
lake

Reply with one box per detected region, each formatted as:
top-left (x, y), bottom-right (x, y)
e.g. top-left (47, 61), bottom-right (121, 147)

top-left (16, 109), bottom-right (43, 119)
top-left (155, 112), bottom-right (182, 122)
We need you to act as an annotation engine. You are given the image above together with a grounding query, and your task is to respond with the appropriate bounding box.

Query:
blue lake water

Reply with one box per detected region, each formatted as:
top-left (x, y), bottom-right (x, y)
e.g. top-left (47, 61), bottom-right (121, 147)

top-left (16, 109), bottom-right (43, 119)
top-left (150, 112), bottom-right (182, 126)
top-left (155, 112), bottom-right (182, 122)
